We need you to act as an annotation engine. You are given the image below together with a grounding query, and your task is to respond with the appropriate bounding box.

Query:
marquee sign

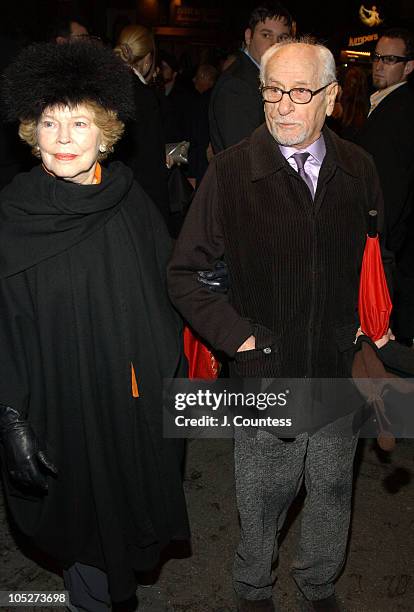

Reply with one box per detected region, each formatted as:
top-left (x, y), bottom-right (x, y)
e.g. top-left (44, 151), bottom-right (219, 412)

top-left (348, 32), bottom-right (379, 46)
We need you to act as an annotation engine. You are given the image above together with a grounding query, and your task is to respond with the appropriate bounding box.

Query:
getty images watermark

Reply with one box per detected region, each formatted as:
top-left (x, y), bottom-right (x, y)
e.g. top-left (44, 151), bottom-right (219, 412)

top-left (163, 378), bottom-right (414, 439)
top-left (174, 387), bottom-right (292, 429)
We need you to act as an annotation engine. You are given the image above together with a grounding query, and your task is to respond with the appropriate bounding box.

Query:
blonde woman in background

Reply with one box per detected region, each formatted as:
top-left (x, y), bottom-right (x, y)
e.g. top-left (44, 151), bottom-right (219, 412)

top-left (114, 25), bottom-right (172, 232)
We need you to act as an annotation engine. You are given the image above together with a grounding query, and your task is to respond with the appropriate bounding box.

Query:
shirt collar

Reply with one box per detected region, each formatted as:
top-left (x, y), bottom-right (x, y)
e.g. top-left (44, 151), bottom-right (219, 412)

top-left (249, 125), bottom-right (358, 182)
top-left (279, 134), bottom-right (326, 164)
top-left (132, 67), bottom-right (147, 85)
top-left (369, 81), bottom-right (406, 115)
top-left (242, 48), bottom-right (260, 70)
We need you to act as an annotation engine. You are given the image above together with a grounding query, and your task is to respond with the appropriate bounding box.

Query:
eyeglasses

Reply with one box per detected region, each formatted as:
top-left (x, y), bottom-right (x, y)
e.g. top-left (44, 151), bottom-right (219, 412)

top-left (260, 81), bottom-right (336, 104)
top-left (370, 52), bottom-right (411, 65)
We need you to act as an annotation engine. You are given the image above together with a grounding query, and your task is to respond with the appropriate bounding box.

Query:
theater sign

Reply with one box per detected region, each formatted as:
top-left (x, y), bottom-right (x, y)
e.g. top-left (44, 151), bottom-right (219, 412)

top-left (339, 2), bottom-right (386, 65)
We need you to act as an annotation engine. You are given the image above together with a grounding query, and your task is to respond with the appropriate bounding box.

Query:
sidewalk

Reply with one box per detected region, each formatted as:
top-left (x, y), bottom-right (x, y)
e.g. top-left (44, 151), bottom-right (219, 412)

top-left (0, 438), bottom-right (413, 611)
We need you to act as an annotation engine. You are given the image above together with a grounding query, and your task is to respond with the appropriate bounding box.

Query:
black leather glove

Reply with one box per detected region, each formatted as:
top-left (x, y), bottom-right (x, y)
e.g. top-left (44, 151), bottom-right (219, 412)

top-left (0, 404), bottom-right (57, 492)
top-left (197, 260), bottom-right (229, 294)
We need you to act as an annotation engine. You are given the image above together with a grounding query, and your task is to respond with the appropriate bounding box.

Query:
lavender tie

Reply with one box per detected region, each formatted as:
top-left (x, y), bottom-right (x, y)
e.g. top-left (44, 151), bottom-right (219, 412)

top-left (292, 152), bottom-right (314, 198)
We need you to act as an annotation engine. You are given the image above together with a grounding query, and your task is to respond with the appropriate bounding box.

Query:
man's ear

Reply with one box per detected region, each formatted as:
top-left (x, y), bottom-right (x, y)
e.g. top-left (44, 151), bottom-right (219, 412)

top-left (245, 28), bottom-right (252, 49)
top-left (325, 82), bottom-right (339, 117)
top-left (403, 59), bottom-right (414, 79)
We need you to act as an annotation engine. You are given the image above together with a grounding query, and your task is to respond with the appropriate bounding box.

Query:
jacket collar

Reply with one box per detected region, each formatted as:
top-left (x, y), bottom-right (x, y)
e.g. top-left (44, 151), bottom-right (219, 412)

top-left (250, 124), bottom-right (359, 181)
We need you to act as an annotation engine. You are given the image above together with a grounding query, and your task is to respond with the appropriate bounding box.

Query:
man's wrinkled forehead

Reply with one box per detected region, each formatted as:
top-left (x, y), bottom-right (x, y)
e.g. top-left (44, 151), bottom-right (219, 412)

top-left (266, 45), bottom-right (321, 86)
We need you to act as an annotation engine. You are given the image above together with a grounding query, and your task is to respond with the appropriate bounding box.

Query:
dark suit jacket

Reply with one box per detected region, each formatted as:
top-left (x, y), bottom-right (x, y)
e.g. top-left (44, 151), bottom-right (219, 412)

top-left (356, 83), bottom-right (414, 255)
top-left (209, 50), bottom-right (264, 153)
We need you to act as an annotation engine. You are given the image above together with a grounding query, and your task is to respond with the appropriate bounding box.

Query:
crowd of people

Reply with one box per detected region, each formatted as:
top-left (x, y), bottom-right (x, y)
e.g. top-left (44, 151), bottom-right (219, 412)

top-left (0, 2), bottom-right (413, 612)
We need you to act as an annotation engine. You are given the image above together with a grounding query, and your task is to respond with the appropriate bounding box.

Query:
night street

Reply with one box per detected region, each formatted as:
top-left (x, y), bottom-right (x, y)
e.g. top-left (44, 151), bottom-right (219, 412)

top-left (1, 438), bottom-right (412, 612)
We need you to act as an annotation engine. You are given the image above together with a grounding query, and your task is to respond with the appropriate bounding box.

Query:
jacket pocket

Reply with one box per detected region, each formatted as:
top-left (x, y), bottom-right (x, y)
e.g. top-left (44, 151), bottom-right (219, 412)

top-left (334, 323), bottom-right (359, 353)
top-left (233, 324), bottom-right (280, 376)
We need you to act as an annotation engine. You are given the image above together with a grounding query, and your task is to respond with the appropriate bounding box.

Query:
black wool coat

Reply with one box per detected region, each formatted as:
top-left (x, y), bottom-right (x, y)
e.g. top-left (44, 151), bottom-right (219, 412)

top-left (168, 125), bottom-right (392, 379)
top-left (0, 162), bottom-right (189, 602)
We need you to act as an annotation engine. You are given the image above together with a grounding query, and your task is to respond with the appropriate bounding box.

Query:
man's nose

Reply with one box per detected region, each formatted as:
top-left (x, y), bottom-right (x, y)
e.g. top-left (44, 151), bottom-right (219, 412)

top-left (277, 92), bottom-right (295, 114)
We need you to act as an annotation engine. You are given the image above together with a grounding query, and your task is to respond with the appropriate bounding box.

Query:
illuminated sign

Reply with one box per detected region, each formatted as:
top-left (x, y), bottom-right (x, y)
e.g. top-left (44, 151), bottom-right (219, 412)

top-left (359, 5), bottom-right (383, 27)
top-left (174, 6), bottom-right (222, 25)
top-left (348, 32), bottom-right (379, 46)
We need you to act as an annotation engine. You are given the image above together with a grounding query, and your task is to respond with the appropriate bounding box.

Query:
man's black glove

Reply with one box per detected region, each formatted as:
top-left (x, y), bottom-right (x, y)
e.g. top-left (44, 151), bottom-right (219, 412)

top-left (197, 260), bottom-right (229, 294)
top-left (0, 404), bottom-right (57, 492)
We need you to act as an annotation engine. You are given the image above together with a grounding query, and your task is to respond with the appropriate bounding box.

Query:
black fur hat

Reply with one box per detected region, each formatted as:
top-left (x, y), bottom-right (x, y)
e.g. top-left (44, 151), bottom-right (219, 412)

top-left (1, 41), bottom-right (135, 122)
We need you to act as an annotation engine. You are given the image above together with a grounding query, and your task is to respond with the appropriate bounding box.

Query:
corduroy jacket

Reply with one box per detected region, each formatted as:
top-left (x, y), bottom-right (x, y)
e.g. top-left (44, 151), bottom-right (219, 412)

top-left (168, 124), bottom-right (392, 378)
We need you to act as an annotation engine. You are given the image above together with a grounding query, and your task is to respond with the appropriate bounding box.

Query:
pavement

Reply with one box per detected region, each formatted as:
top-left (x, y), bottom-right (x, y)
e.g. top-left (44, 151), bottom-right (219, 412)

top-left (0, 438), bottom-right (413, 612)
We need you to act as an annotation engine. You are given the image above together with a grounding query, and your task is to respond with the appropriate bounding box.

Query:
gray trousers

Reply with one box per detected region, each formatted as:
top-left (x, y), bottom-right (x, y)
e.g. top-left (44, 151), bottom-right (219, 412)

top-left (63, 562), bottom-right (110, 612)
top-left (233, 414), bottom-right (358, 601)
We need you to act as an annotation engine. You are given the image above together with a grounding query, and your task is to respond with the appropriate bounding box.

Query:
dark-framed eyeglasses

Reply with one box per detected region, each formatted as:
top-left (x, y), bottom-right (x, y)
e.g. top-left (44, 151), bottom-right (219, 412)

top-left (260, 81), bottom-right (337, 105)
top-left (370, 52), bottom-right (411, 65)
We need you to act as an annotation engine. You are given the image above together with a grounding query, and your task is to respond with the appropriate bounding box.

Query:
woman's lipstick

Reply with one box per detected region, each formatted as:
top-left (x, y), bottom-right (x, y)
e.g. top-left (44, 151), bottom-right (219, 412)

top-left (55, 153), bottom-right (77, 161)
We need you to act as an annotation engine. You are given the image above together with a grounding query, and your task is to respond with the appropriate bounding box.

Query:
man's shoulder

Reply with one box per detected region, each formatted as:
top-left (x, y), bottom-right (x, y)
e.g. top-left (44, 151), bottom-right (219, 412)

top-left (370, 83), bottom-right (414, 119)
top-left (212, 134), bottom-right (252, 164)
top-left (212, 52), bottom-right (259, 94)
top-left (385, 82), bottom-right (414, 105)
top-left (326, 127), bottom-right (376, 175)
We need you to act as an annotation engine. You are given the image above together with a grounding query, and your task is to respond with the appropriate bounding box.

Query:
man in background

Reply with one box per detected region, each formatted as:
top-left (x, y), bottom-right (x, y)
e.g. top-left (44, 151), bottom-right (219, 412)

top-left (188, 64), bottom-right (219, 187)
top-left (47, 16), bottom-right (91, 43)
top-left (357, 28), bottom-right (414, 345)
top-left (209, 1), bottom-right (294, 153)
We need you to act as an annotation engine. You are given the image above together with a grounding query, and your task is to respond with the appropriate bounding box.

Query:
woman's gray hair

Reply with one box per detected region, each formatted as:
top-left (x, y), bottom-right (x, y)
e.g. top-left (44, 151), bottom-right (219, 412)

top-left (259, 36), bottom-right (337, 88)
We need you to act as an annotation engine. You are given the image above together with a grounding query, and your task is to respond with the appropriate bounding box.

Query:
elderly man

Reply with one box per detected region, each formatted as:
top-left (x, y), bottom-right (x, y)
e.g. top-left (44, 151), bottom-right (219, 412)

top-left (168, 38), bottom-right (392, 611)
top-left (356, 28), bottom-right (414, 346)
top-left (209, 1), bottom-right (293, 153)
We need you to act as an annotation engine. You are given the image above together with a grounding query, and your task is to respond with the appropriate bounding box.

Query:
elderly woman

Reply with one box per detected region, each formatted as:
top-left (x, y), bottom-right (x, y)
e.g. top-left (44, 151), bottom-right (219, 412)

top-left (0, 42), bottom-right (188, 612)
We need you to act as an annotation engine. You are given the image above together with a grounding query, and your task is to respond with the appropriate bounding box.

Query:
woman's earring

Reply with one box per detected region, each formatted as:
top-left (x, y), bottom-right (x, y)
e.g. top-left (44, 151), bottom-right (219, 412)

top-left (99, 144), bottom-right (106, 153)
top-left (35, 145), bottom-right (40, 151)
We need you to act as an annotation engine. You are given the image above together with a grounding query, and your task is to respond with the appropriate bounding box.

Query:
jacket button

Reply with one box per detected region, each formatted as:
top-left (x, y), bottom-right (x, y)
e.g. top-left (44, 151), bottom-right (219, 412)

top-left (263, 347), bottom-right (272, 354)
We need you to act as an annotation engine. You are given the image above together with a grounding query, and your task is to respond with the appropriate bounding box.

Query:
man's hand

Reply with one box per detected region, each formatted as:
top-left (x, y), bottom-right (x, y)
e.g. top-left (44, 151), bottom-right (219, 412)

top-left (355, 327), bottom-right (395, 349)
top-left (0, 405), bottom-right (57, 493)
top-left (237, 335), bottom-right (256, 352)
top-left (374, 328), bottom-right (395, 349)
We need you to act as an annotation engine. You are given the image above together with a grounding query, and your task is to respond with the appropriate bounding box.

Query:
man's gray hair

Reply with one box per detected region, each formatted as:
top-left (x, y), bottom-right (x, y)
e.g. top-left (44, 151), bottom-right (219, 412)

top-left (259, 36), bottom-right (337, 87)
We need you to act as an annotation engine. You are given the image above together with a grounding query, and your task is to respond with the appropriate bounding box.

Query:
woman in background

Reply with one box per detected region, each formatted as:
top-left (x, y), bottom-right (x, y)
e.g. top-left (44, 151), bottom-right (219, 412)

top-left (114, 25), bottom-right (171, 231)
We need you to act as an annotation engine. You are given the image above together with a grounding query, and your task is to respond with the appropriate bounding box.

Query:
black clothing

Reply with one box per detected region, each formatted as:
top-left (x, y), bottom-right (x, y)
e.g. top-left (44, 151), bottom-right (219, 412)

top-left (0, 35), bottom-right (33, 190)
top-left (188, 89), bottom-right (212, 186)
top-left (209, 51), bottom-right (264, 153)
top-left (114, 78), bottom-right (170, 227)
top-left (0, 162), bottom-right (189, 602)
top-left (356, 83), bottom-right (414, 340)
top-left (159, 80), bottom-right (196, 144)
top-left (356, 83), bottom-right (414, 256)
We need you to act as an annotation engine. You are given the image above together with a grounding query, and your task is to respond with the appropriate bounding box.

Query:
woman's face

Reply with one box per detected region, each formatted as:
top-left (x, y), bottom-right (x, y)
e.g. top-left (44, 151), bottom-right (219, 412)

top-left (37, 104), bottom-right (103, 185)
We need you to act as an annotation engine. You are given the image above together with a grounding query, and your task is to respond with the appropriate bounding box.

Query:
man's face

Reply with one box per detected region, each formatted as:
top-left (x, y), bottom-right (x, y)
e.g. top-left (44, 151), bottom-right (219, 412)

top-left (193, 67), bottom-right (215, 93)
top-left (245, 17), bottom-right (290, 64)
top-left (372, 36), bottom-right (414, 89)
top-left (161, 61), bottom-right (176, 85)
top-left (70, 21), bottom-right (89, 39)
top-left (263, 44), bottom-right (337, 149)
top-left (56, 21), bottom-right (89, 44)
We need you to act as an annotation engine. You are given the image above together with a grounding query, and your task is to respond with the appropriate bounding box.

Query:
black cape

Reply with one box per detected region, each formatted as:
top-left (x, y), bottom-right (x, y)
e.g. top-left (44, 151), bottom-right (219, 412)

top-left (0, 162), bottom-right (189, 601)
